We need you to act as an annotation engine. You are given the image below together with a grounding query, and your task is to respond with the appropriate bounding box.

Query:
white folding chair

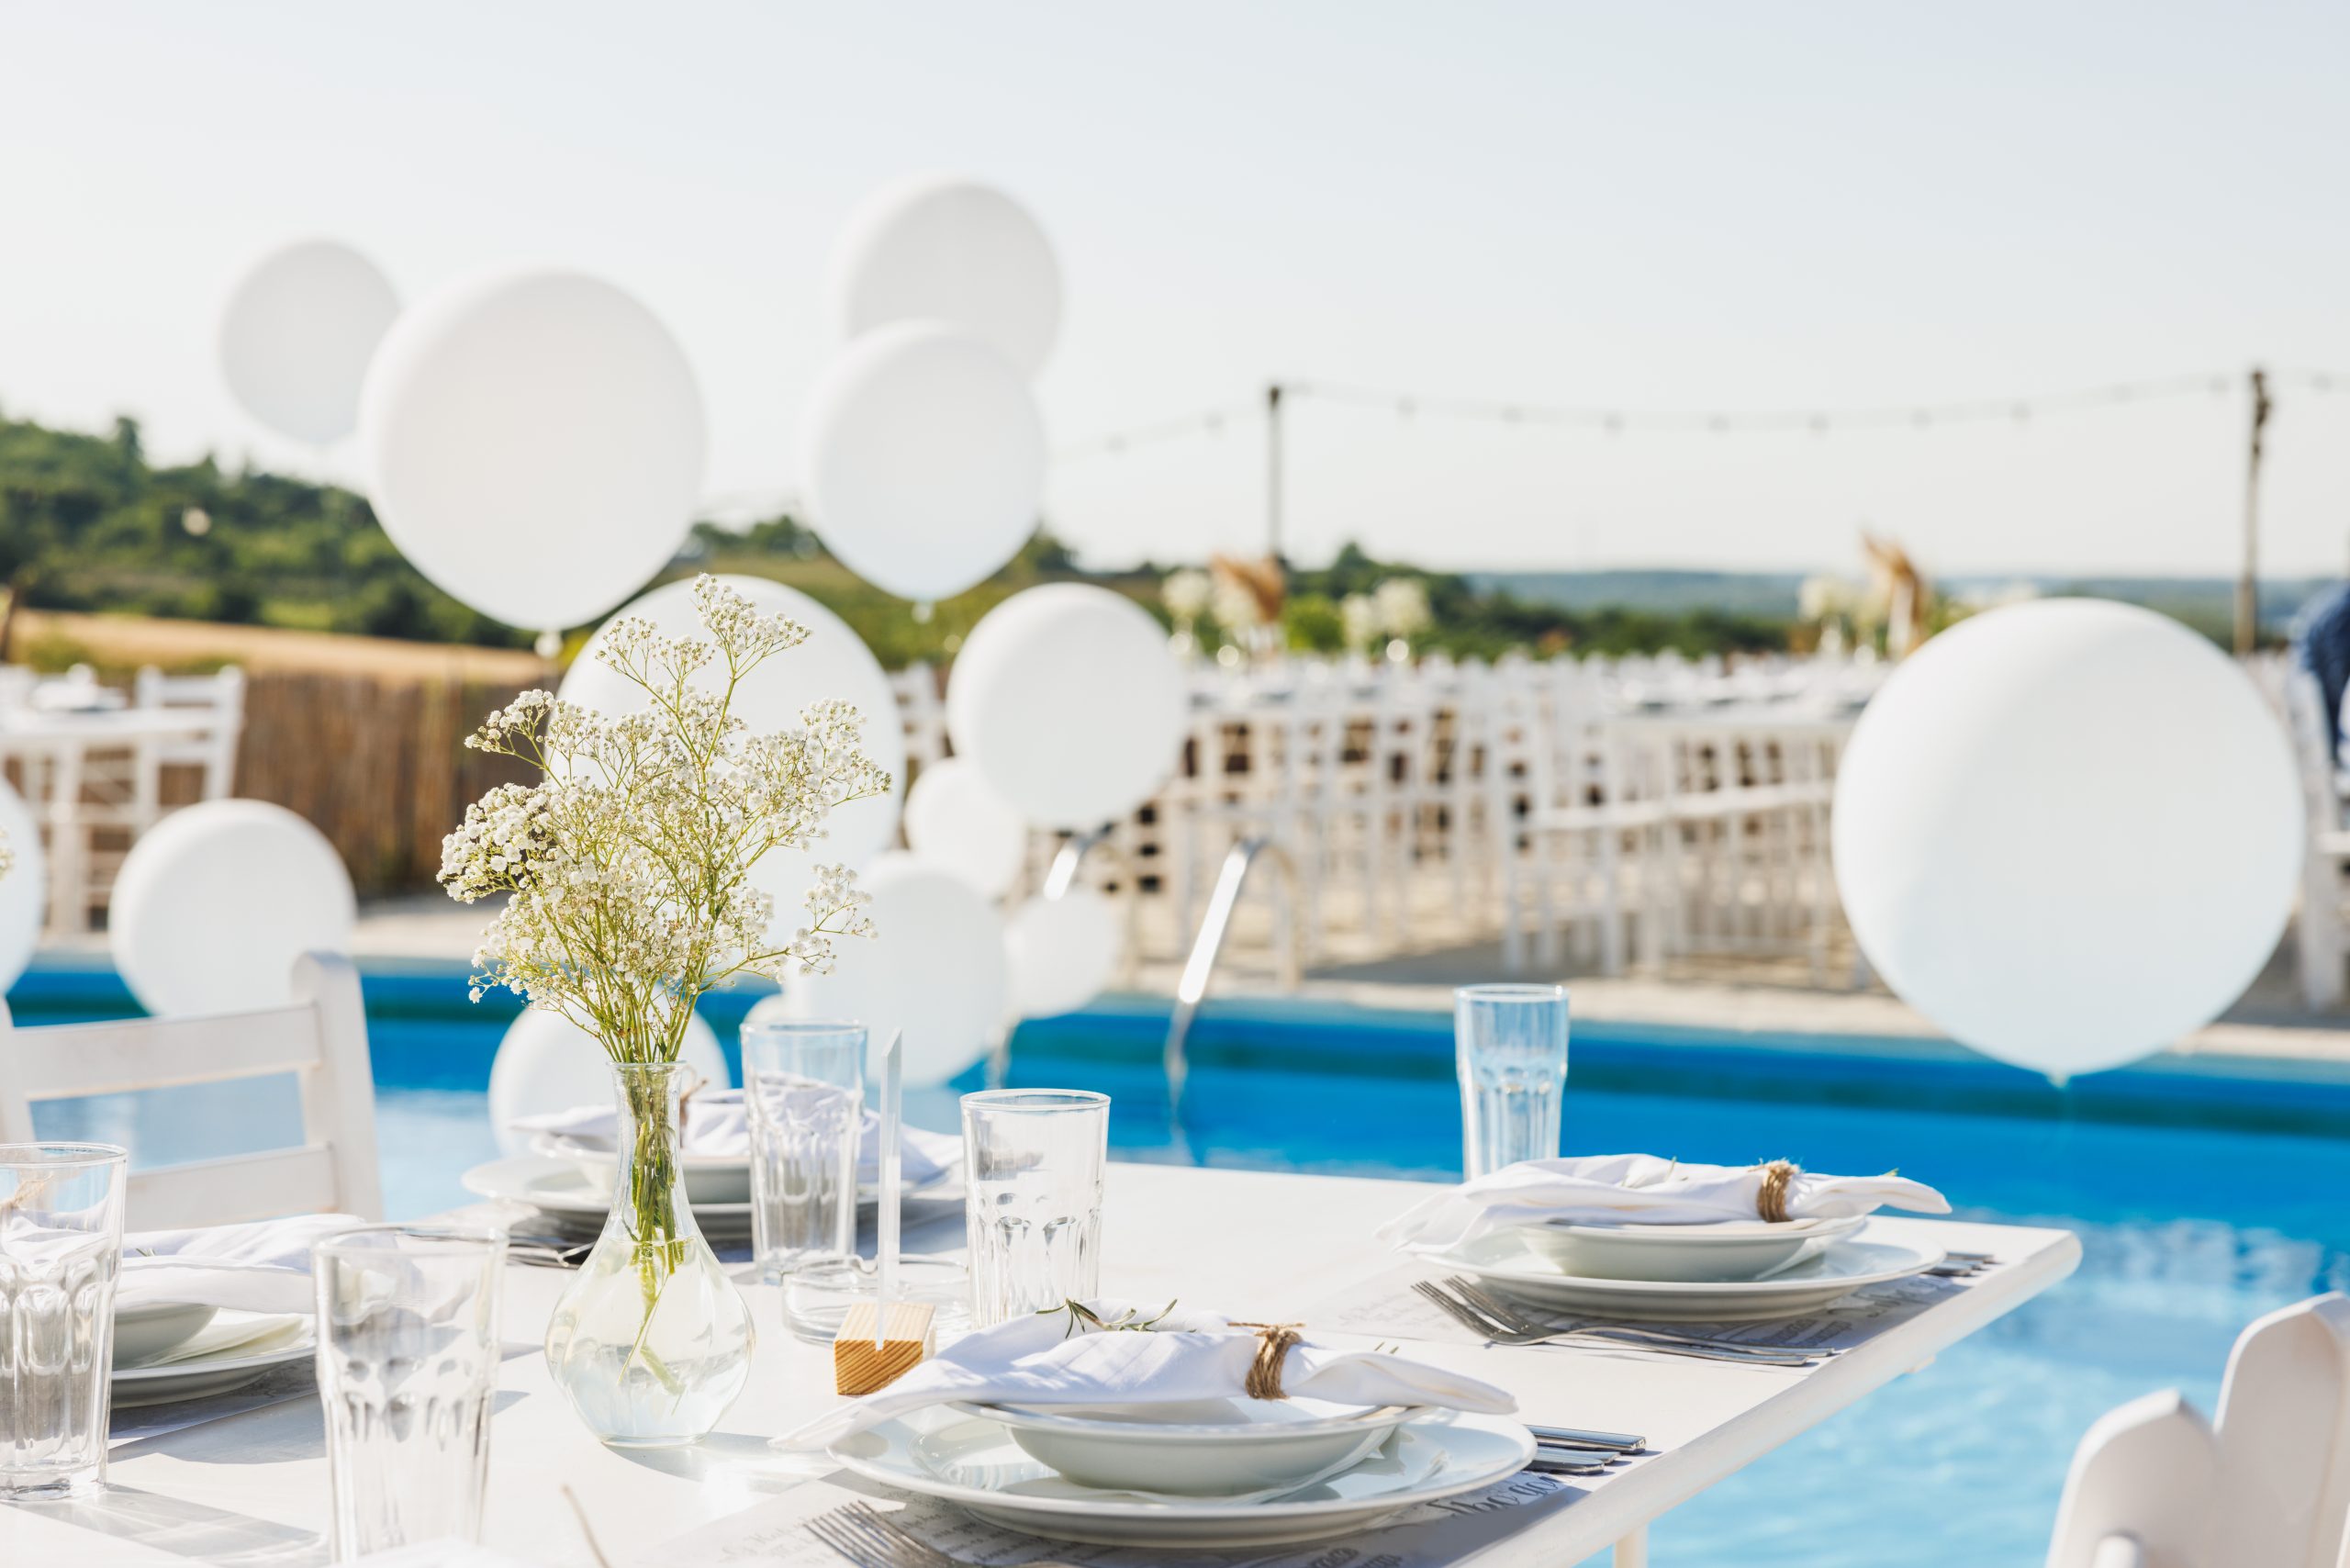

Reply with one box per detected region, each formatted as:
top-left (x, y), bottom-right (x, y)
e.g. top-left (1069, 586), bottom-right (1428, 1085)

top-left (134, 664), bottom-right (246, 805)
top-left (2045, 1293), bottom-right (2350, 1568)
top-left (0, 951), bottom-right (382, 1227)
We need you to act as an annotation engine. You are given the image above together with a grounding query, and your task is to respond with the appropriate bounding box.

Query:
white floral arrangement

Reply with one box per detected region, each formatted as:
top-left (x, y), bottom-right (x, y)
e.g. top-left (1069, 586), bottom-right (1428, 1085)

top-left (439, 576), bottom-right (890, 1066)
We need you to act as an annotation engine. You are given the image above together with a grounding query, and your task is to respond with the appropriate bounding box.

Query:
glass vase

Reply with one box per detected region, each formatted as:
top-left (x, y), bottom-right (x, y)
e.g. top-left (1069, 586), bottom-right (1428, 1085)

top-left (542, 1060), bottom-right (754, 1447)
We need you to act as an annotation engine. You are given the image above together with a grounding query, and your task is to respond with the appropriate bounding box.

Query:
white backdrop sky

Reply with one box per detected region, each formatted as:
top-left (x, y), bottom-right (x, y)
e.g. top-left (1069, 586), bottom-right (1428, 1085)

top-left (3, 1), bottom-right (2346, 579)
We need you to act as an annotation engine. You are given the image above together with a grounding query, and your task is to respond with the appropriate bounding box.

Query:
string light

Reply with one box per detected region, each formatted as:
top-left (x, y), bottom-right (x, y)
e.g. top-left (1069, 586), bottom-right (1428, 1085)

top-left (1055, 368), bottom-right (2350, 465)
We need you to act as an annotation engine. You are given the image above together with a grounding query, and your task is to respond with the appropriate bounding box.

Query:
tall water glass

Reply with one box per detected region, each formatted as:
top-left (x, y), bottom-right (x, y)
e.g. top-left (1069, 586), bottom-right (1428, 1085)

top-left (744, 1020), bottom-right (866, 1281)
top-left (962, 1090), bottom-right (1108, 1327)
top-left (1456, 984), bottom-right (1570, 1177)
top-left (0, 1143), bottom-right (126, 1498)
top-left (315, 1225), bottom-right (508, 1562)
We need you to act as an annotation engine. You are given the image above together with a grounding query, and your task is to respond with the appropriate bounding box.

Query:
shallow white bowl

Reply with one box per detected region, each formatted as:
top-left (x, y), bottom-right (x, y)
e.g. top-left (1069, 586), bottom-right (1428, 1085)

top-left (946, 1397), bottom-right (1422, 1496)
top-left (113, 1300), bottom-right (219, 1367)
top-left (1515, 1214), bottom-right (1867, 1282)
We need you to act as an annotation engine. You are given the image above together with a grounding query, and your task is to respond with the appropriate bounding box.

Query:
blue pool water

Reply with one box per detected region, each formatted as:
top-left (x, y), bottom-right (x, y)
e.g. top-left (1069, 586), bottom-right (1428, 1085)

top-left (19, 965), bottom-right (2350, 1568)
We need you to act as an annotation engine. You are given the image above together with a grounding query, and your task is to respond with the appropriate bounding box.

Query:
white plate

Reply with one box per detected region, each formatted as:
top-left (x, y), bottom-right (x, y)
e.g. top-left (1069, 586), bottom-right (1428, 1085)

top-left (831, 1411), bottom-right (1535, 1548)
top-left (464, 1155), bottom-right (957, 1242)
top-left (113, 1300), bottom-right (220, 1367)
top-left (1518, 1214), bottom-right (1868, 1282)
top-left (111, 1334), bottom-right (313, 1407)
top-left (944, 1397), bottom-right (1429, 1496)
top-left (1440, 1230), bottom-right (1944, 1321)
top-left (532, 1136), bottom-right (758, 1205)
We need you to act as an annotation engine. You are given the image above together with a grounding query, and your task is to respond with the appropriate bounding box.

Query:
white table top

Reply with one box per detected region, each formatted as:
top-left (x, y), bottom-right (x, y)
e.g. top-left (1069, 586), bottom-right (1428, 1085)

top-left (0, 1162), bottom-right (2078, 1566)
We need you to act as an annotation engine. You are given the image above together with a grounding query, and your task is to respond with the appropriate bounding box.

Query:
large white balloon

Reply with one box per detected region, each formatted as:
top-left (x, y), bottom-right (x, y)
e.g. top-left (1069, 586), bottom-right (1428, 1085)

top-left (902, 758), bottom-right (1028, 899)
top-left (218, 240), bottom-right (401, 445)
top-left (1832, 599), bottom-right (2301, 1081)
top-left (560, 575), bottom-right (907, 934)
top-left (769, 853), bottom-right (1006, 1084)
top-left (110, 801), bottom-right (355, 1016)
top-left (1004, 891), bottom-right (1122, 1019)
top-left (946, 584), bottom-right (1186, 829)
top-left (830, 176), bottom-right (1062, 377)
top-left (361, 268), bottom-right (704, 631)
top-left (487, 1009), bottom-right (728, 1159)
top-left (0, 781), bottom-right (47, 993)
top-left (797, 322), bottom-right (1044, 605)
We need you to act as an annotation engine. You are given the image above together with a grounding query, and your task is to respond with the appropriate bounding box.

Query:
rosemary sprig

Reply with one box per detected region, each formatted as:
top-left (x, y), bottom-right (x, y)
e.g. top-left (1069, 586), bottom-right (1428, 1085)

top-left (1036, 1298), bottom-right (1179, 1338)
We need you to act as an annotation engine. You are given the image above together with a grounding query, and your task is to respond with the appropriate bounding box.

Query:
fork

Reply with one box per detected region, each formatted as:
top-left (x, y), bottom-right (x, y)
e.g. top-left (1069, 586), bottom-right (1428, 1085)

top-left (1446, 1278), bottom-right (1832, 1359)
top-left (1415, 1281), bottom-right (1818, 1366)
top-left (809, 1501), bottom-right (1085, 1568)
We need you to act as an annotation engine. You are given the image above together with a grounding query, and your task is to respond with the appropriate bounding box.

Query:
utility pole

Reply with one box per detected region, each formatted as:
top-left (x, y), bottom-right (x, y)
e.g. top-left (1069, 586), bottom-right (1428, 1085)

top-left (2236, 366), bottom-right (2272, 656)
top-left (1264, 381), bottom-right (1284, 563)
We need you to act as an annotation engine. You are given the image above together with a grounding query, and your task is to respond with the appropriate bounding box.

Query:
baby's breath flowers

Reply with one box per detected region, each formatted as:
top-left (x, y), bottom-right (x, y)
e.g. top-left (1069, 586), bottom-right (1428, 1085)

top-left (440, 575), bottom-right (890, 1066)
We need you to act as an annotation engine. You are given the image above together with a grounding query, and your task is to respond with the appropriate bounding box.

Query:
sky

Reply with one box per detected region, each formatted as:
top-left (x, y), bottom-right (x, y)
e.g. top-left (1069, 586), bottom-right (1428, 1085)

top-left (3, 1), bottom-right (2347, 580)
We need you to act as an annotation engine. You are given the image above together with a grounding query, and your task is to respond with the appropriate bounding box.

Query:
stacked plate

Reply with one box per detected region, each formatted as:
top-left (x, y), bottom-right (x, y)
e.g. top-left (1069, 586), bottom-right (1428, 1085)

top-left (1432, 1216), bottom-right (1943, 1321)
top-left (461, 1154), bottom-right (962, 1247)
top-left (111, 1300), bottom-right (312, 1406)
top-left (830, 1401), bottom-right (1536, 1548)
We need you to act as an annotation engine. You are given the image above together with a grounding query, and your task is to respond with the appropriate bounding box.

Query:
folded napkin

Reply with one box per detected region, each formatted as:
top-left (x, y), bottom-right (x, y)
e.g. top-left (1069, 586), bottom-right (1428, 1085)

top-left (772, 1298), bottom-right (1516, 1450)
top-left (1378, 1153), bottom-right (1951, 1255)
top-left (513, 1090), bottom-right (959, 1186)
top-left (119, 1213), bottom-right (366, 1314)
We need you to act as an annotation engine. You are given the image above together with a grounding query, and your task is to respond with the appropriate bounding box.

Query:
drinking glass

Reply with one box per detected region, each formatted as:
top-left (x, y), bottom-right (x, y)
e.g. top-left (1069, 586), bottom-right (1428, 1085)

top-left (743, 1019), bottom-right (866, 1281)
top-left (1456, 983), bottom-right (1570, 1177)
top-left (314, 1224), bottom-right (508, 1562)
top-left (0, 1142), bottom-right (127, 1498)
top-left (962, 1090), bottom-right (1108, 1327)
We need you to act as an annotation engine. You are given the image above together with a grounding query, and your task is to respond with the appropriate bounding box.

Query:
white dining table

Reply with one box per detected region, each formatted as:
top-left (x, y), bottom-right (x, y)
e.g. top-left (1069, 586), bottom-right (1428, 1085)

top-left (0, 1162), bottom-right (2079, 1568)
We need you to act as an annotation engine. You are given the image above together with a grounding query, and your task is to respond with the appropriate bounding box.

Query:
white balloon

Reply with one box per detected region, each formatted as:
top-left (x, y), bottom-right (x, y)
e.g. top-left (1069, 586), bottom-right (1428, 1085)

top-left (361, 268), bottom-right (704, 631)
top-left (560, 575), bottom-right (907, 935)
top-left (771, 853), bottom-right (1006, 1084)
top-left (798, 322), bottom-right (1044, 605)
top-left (831, 176), bottom-right (1062, 376)
top-left (487, 1009), bottom-right (728, 1159)
top-left (0, 782), bottom-right (46, 993)
top-left (1004, 891), bottom-right (1122, 1019)
top-left (946, 584), bottom-right (1186, 829)
top-left (218, 240), bottom-right (400, 445)
top-left (110, 801), bottom-right (355, 1016)
top-left (1832, 599), bottom-right (2301, 1081)
top-left (902, 758), bottom-right (1028, 899)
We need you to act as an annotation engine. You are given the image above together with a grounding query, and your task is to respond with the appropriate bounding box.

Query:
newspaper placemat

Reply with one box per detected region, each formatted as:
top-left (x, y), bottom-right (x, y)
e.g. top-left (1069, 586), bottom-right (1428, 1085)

top-left (1303, 1262), bottom-right (1974, 1356)
top-left (631, 1469), bottom-right (1574, 1568)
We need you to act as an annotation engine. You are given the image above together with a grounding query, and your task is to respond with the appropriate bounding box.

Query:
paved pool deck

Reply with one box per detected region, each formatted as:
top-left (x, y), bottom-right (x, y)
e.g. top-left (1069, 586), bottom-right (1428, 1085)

top-left (84, 890), bottom-right (2340, 1071)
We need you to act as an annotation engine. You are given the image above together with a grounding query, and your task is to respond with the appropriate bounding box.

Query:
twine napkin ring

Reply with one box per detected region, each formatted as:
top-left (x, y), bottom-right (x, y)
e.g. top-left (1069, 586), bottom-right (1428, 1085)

top-left (1228, 1321), bottom-right (1304, 1399)
top-left (1752, 1159), bottom-right (1800, 1224)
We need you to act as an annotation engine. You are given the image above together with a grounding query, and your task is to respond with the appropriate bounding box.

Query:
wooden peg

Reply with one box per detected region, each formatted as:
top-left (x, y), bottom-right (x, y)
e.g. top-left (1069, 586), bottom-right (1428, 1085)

top-left (833, 1300), bottom-right (935, 1395)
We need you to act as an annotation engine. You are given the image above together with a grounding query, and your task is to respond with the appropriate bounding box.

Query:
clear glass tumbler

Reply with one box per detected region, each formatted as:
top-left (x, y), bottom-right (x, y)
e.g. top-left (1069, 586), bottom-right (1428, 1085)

top-left (962, 1090), bottom-right (1109, 1327)
top-left (743, 1019), bottom-right (866, 1281)
top-left (1456, 983), bottom-right (1570, 1178)
top-left (314, 1224), bottom-right (508, 1562)
top-left (0, 1142), bottom-right (127, 1498)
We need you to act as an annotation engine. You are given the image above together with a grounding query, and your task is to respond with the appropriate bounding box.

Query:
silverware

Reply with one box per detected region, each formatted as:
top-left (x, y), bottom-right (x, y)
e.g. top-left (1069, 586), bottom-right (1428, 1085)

top-left (1414, 1280), bottom-right (1819, 1366)
top-left (1526, 1450), bottom-right (1613, 1476)
top-left (810, 1501), bottom-right (1083, 1568)
top-left (506, 1236), bottom-right (594, 1269)
top-left (1529, 1423), bottom-right (1647, 1451)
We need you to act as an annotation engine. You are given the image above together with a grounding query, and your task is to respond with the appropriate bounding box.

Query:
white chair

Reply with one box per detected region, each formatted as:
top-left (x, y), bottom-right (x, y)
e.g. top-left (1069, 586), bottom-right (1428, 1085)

top-left (2045, 1293), bottom-right (2350, 1568)
top-left (0, 951), bottom-right (382, 1228)
top-left (133, 664), bottom-right (246, 807)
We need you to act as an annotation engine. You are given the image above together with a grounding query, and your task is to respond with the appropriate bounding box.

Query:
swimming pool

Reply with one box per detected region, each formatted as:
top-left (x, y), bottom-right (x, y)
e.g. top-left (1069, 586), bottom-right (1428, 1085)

top-left (18, 964), bottom-right (2350, 1568)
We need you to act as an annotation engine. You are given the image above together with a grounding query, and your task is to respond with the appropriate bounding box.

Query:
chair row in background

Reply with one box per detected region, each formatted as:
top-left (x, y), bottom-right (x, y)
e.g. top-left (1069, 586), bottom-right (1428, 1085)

top-left (0, 664), bottom-right (245, 935)
top-left (1037, 648), bottom-right (1881, 984)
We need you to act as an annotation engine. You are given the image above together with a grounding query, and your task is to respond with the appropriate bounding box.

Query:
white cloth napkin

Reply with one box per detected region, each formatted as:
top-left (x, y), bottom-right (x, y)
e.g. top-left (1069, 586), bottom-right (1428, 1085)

top-left (119, 1213), bottom-right (365, 1314)
top-left (513, 1090), bottom-right (959, 1185)
top-left (772, 1299), bottom-right (1516, 1450)
top-left (1377, 1153), bottom-right (1952, 1255)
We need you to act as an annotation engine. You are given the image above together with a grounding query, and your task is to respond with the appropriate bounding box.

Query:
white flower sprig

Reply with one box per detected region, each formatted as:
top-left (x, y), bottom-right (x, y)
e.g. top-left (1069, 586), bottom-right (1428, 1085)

top-left (440, 576), bottom-right (889, 1065)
